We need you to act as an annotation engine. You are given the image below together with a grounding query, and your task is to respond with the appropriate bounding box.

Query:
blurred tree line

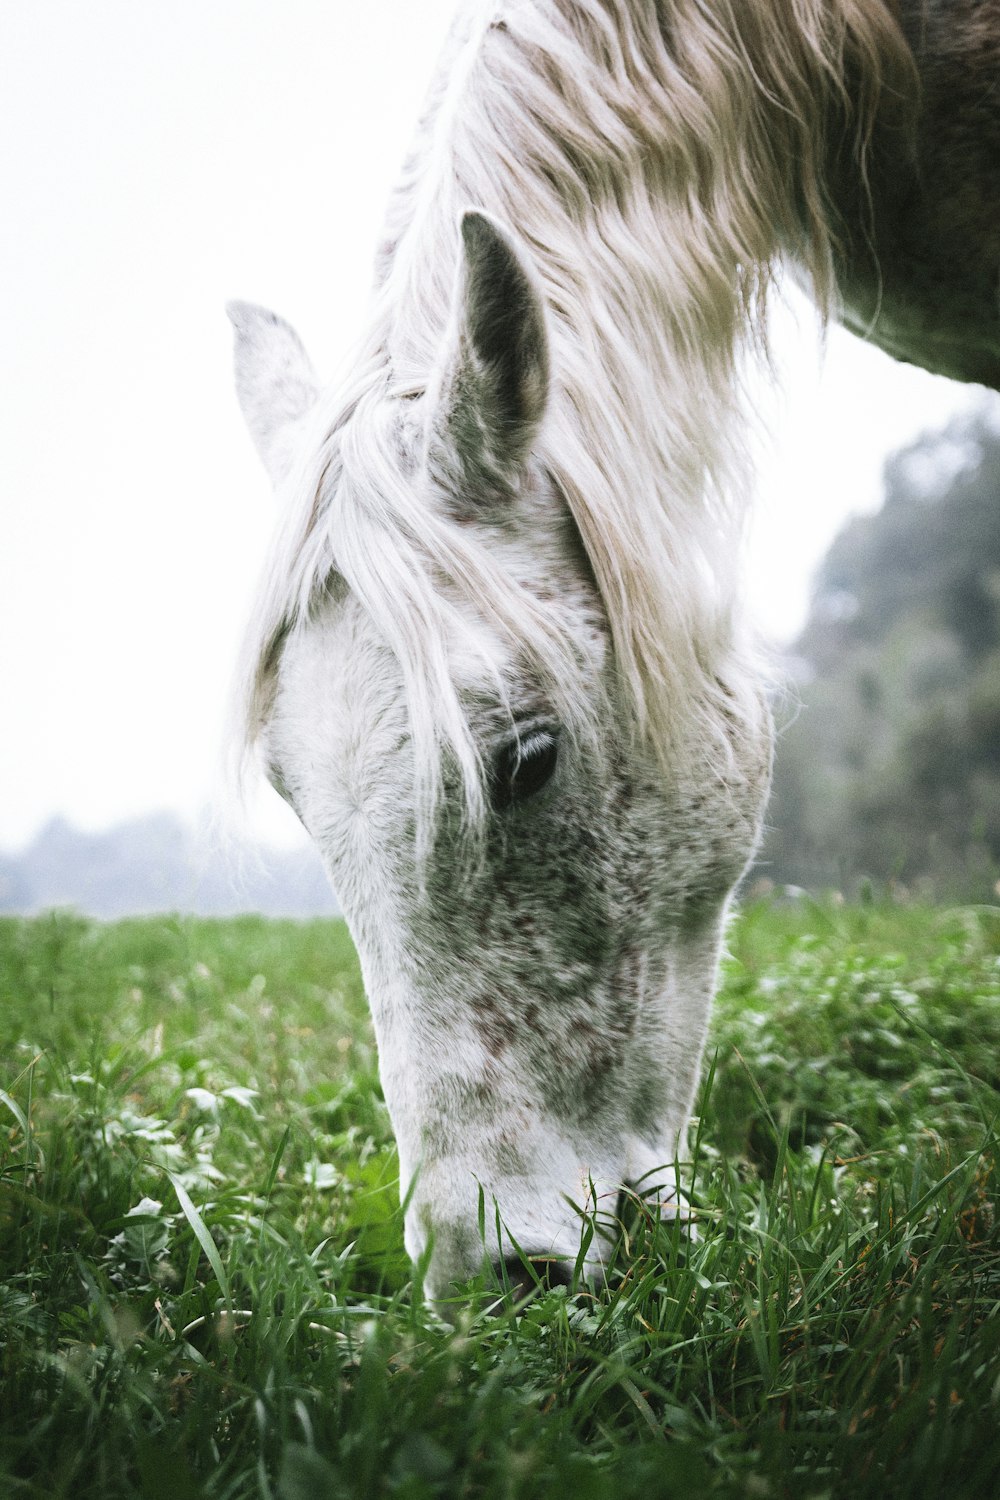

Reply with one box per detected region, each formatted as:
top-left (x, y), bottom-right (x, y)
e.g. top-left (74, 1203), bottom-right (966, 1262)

top-left (0, 813), bottom-right (337, 919)
top-left (760, 404), bottom-right (1000, 899)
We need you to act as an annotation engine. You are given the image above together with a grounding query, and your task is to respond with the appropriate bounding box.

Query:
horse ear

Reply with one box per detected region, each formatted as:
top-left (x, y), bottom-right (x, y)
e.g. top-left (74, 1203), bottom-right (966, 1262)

top-left (227, 301), bottom-right (320, 488)
top-left (435, 210), bottom-right (550, 495)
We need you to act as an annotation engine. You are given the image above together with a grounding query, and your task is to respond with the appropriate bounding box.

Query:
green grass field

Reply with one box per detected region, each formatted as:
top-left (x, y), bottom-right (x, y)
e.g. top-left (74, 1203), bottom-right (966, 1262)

top-left (1, 901), bottom-right (998, 1498)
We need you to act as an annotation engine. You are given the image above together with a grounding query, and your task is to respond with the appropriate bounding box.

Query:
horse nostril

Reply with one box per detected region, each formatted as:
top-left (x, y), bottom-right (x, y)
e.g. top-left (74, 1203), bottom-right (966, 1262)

top-left (493, 1253), bottom-right (573, 1301)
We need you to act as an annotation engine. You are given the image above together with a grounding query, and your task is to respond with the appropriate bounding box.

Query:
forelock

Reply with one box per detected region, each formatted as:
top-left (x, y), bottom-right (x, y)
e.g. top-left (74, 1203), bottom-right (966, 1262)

top-left (231, 378), bottom-right (604, 853)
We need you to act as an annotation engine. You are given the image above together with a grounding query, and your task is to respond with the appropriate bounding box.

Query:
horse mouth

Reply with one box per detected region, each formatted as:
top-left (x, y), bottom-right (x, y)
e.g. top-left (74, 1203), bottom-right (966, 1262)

top-left (492, 1252), bottom-right (576, 1303)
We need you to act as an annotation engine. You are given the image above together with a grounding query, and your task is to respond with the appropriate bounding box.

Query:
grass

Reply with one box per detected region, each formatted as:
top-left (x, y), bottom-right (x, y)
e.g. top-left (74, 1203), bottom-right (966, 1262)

top-left (0, 899), bottom-right (998, 1498)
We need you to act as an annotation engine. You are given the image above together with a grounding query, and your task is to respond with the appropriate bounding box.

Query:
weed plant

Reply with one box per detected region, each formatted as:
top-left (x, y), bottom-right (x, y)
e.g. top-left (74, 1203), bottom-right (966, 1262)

top-left (0, 900), bottom-right (997, 1498)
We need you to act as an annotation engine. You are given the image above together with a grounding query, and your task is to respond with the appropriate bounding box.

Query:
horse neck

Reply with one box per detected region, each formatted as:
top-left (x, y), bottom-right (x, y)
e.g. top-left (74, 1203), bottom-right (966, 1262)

top-left (373, 0), bottom-right (911, 375)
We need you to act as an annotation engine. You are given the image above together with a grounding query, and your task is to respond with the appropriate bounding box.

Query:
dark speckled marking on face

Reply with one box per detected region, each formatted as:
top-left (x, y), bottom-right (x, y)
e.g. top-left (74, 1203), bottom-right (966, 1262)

top-left (493, 1131), bottom-right (529, 1178)
top-left (392, 650), bottom-right (774, 1155)
top-left (473, 990), bottom-right (521, 1058)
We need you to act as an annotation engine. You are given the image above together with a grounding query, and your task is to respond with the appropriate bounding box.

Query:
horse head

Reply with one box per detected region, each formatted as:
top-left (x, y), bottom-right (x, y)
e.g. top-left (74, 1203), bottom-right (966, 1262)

top-left (229, 211), bottom-right (771, 1302)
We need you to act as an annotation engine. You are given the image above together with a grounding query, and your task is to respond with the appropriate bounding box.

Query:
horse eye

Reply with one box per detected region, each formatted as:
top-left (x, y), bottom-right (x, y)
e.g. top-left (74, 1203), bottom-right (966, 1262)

top-left (490, 728), bottom-right (560, 811)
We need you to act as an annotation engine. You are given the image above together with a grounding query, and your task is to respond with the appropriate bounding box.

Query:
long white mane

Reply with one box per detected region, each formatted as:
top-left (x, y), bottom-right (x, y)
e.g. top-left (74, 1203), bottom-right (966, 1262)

top-left (234, 0), bottom-right (912, 814)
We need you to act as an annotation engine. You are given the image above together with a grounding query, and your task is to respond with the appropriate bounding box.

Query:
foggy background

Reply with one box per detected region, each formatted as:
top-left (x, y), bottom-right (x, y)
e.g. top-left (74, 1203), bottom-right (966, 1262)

top-left (2, 1), bottom-right (994, 915)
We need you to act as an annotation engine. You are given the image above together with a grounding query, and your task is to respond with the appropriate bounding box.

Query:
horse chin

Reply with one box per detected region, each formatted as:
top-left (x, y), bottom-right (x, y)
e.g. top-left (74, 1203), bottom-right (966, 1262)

top-left (415, 1169), bottom-right (695, 1309)
top-left (421, 1232), bottom-right (613, 1312)
top-left (402, 1148), bottom-right (644, 1308)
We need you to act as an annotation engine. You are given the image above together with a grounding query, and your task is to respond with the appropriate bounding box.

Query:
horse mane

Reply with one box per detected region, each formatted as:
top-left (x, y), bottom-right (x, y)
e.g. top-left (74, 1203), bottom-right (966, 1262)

top-left (234, 0), bottom-right (915, 822)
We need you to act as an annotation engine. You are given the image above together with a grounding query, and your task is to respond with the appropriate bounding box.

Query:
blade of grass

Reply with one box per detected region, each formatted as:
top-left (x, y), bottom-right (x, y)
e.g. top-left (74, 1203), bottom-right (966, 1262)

top-left (261, 1125), bottom-right (291, 1202)
top-left (165, 1169), bottom-right (231, 1310)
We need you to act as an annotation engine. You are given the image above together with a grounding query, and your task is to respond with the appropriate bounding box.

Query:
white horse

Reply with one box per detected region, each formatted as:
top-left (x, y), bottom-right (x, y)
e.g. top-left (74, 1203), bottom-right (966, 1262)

top-left (227, 0), bottom-right (999, 1301)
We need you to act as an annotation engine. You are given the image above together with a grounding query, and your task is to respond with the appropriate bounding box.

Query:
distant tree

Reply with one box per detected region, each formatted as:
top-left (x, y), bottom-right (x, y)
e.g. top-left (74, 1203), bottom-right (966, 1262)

top-left (761, 404), bottom-right (1000, 899)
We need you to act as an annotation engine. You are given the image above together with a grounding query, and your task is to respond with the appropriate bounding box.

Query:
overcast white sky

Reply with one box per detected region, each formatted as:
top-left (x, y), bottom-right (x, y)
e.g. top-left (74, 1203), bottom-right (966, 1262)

top-left (1, 1), bottom-right (989, 853)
